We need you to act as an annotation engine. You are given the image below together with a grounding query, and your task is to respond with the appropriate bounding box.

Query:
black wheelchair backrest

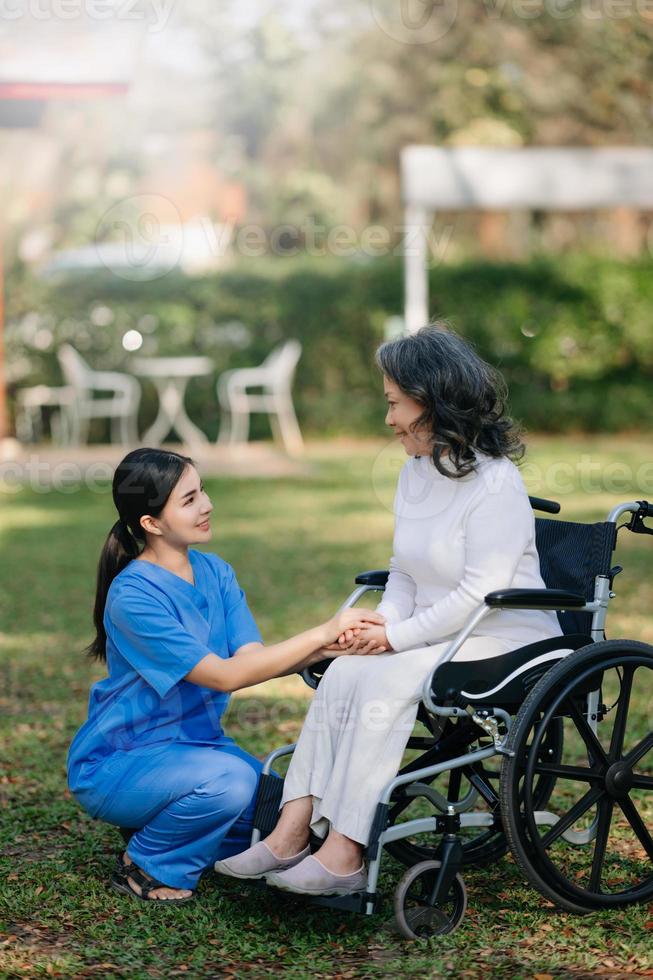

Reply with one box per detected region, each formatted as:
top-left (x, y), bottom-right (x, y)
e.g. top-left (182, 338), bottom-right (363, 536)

top-left (535, 518), bottom-right (617, 635)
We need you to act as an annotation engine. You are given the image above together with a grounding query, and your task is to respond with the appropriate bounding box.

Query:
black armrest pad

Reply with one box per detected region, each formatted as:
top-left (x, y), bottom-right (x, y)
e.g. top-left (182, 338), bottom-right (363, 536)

top-left (355, 570), bottom-right (389, 587)
top-left (485, 588), bottom-right (586, 609)
top-left (304, 658), bottom-right (332, 678)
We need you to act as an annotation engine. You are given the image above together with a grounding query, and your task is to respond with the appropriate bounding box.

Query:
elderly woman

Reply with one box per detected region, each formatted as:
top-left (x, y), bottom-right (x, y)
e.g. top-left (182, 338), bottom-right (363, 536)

top-left (215, 325), bottom-right (562, 897)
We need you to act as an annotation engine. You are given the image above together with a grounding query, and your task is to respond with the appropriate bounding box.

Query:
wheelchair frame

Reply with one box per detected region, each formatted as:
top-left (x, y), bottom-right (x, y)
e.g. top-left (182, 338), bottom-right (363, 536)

top-left (249, 498), bottom-right (653, 935)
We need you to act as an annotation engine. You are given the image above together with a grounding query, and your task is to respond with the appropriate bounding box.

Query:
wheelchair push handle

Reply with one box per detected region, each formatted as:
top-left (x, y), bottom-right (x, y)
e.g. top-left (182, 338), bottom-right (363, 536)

top-left (625, 500), bottom-right (653, 537)
top-left (637, 499), bottom-right (653, 519)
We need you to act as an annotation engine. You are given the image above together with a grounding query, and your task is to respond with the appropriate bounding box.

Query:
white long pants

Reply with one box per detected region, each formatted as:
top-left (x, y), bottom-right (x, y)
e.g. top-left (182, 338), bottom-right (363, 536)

top-left (279, 635), bottom-right (516, 845)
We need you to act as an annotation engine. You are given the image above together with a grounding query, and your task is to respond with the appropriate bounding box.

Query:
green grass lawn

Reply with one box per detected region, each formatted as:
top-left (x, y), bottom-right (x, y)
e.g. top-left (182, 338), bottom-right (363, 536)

top-left (1, 436), bottom-right (652, 979)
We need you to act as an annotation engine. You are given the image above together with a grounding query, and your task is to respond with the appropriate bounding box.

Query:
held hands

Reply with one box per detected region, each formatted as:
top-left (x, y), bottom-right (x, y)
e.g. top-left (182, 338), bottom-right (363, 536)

top-left (323, 608), bottom-right (387, 657)
top-left (339, 622), bottom-right (391, 655)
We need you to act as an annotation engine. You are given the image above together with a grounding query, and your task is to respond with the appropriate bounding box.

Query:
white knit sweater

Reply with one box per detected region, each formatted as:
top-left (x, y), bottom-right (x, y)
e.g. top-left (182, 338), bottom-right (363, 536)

top-left (377, 452), bottom-right (563, 653)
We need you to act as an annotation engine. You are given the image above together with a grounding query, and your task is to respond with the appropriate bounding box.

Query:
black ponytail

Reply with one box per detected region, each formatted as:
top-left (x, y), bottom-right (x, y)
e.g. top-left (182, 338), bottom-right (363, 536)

top-left (84, 447), bottom-right (193, 662)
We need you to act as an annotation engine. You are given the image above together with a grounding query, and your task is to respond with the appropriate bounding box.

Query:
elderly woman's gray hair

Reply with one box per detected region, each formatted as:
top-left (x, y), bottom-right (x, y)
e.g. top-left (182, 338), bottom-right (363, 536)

top-left (376, 323), bottom-right (524, 478)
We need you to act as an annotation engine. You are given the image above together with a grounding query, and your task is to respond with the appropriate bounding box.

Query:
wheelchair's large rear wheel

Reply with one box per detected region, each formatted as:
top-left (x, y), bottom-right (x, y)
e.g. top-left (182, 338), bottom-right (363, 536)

top-left (501, 640), bottom-right (653, 913)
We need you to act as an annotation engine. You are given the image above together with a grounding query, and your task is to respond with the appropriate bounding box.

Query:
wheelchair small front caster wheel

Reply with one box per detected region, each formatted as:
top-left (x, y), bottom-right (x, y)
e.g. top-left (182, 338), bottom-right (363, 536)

top-left (393, 860), bottom-right (467, 939)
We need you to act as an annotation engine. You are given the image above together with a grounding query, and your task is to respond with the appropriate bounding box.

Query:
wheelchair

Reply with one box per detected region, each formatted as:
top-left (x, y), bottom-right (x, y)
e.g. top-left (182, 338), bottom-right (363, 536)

top-left (249, 496), bottom-right (653, 939)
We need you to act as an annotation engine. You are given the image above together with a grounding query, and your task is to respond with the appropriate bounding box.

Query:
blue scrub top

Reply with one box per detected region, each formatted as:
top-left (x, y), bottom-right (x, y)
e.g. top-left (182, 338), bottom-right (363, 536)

top-left (67, 549), bottom-right (262, 787)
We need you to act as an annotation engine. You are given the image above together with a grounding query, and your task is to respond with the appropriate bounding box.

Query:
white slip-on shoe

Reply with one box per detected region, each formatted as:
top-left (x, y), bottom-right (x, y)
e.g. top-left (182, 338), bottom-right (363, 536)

top-left (265, 854), bottom-right (368, 896)
top-left (214, 841), bottom-right (310, 880)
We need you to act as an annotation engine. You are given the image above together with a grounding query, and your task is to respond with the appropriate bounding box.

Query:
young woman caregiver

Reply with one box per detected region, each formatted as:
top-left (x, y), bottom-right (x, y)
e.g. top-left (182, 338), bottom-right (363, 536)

top-left (67, 448), bottom-right (385, 903)
top-left (215, 325), bottom-right (563, 898)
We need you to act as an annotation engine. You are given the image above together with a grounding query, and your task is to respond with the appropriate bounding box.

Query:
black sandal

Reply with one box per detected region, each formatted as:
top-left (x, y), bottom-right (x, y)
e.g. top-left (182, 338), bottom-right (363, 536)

top-left (111, 852), bottom-right (195, 904)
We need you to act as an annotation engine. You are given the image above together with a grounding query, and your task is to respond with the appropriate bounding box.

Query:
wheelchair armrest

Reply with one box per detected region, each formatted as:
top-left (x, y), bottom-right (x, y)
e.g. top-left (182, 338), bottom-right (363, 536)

top-left (354, 570), bottom-right (389, 587)
top-left (485, 588), bottom-right (586, 609)
top-left (300, 658), bottom-right (333, 690)
top-left (300, 571), bottom-right (388, 689)
top-left (528, 495), bottom-right (560, 514)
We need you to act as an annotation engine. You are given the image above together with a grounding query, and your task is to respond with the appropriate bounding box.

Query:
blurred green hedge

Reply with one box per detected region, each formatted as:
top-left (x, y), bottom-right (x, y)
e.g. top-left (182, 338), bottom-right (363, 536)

top-left (8, 254), bottom-right (653, 439)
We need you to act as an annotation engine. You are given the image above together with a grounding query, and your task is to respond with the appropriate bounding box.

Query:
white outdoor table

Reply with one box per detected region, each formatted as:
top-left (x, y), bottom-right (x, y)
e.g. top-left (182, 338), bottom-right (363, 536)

top-left (131, 356), bottom-right (214, 447)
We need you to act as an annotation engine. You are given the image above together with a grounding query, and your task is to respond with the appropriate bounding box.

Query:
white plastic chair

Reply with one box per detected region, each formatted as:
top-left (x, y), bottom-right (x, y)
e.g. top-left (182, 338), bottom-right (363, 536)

top-left (216, 339), bottom-right (303, 454)
top-left (15, 384), bottom-right (75, 444)
top-left (57, 344), bottom-right (141, 446)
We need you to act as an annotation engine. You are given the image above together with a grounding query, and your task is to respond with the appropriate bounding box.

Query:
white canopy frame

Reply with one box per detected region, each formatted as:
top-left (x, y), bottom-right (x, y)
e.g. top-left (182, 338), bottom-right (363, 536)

top-left (401, 146), bottom-right (653, 334)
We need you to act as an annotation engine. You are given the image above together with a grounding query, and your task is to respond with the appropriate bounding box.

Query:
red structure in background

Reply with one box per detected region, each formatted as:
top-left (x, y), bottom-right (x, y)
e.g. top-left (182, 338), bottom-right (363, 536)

top-left (0, 239), bottom-right (5, 441)
top-left (0, 27), bottom-right (139, 441)
top-left (0, 82), bottom-right (129, 101)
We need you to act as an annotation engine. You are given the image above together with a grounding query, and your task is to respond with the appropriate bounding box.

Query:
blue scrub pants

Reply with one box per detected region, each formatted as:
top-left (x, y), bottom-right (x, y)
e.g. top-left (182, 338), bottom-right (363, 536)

top-left (72, 735), bottom-right (263, 890)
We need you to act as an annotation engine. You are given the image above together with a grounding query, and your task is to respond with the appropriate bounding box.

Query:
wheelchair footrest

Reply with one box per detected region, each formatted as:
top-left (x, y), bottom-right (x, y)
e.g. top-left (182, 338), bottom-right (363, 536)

top-left (251, 879), bottom-right (379, 915)
top-left (307, 891), bottom-right (379, 915)
top-left (253, 772), bottom-right (284, 837)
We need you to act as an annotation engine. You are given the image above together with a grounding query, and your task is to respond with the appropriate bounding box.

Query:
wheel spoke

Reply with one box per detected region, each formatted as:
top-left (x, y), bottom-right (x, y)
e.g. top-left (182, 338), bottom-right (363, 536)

top-left (588, 796), bottom-right (614, 892)
top-left (624, 732), bottom-right (653, 769)
top-left (631, 775), bottom-right (653, 791)
top-left (617, 796), bottom-right (653, 861)
top-left (567, 699), bottom-right (609, 768)
top-left (609, 666), bottom-right (634, 760)
top-left (405, 906), bottom-right (449, 933)
top-left (531, 762), bottom-right (599, 783)
top-left (540, 785), bottom-right (603, 849)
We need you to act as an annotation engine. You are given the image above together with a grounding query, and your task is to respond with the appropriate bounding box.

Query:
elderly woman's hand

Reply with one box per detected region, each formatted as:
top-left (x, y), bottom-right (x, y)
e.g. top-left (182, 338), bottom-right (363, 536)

top-left (322, 607), bottom-right (385, 651)
top-left (348, 622), bottom-right (392, 654)
top-left (328, 622), bottom-right (391, 655)
top-left (322, 611), bottom-right (389, 654)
